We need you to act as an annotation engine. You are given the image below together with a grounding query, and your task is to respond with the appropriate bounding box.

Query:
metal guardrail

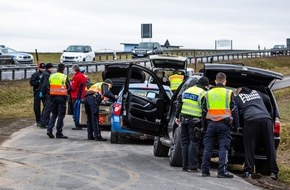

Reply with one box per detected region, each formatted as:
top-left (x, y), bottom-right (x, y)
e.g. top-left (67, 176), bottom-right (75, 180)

top-left (1, 49), bottom-right (289, 81)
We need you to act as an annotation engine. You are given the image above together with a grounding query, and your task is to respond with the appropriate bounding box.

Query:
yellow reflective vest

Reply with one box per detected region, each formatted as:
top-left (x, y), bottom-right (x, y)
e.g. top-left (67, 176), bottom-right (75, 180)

top-left (169, 74), bottom-right (184, 91)
top-left (205, 87), bottom-right (233, 121)
top-left (49, 72), bottom-right (68, 96)
top-left (181, 86), bottom-right (205, 117)
top-left (87, 82), bottom-right (111, 94)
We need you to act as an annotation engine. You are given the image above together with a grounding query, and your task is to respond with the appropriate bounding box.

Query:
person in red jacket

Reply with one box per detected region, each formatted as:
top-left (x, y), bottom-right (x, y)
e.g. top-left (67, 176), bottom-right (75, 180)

top-left (70, 65), bottom-right (87, 130)
top-left (70, 64), bottom-right (87, 104)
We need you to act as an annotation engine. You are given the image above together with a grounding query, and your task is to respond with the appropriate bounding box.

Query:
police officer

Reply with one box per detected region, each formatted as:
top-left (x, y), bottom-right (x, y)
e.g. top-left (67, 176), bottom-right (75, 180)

top-left (235, 87), bottom-right (279, 180)
top-left (29, 63), bottom-right (46, 127)
top-left (168, 69), bottom-right (184, 93)
top-left (84, 79), bottom-right (117, 141)
top-left (46, 63), bottom-right (70, 139)
top-left (176, 77), bottom-right (209, 172)
top-left (39, 63), bottom-right (54, 128)
top-left (201, 72), bottom-right (239, 178)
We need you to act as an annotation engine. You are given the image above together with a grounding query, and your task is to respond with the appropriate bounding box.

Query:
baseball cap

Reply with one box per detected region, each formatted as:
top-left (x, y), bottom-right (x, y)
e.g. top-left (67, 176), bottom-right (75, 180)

top-left (46, 63), bottom-right (53, 69)
top-left (198, 76), bottom-right (209, 87)
top-left (39, 63), bottom-right (46, 69)
top-left (104, 79), bottom-right (113, 85)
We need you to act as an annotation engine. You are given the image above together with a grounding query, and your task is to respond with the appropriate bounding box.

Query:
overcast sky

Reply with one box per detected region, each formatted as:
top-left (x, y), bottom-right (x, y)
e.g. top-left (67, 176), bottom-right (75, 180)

top-left (0, 0), bottom-right (289, 52)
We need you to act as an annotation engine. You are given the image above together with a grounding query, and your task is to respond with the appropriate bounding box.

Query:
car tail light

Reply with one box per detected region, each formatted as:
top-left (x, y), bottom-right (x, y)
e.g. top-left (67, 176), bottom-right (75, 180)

top-left (114, 102), bottom-right (122, 116)
top-left (274, 118), bottom-right (281, 134)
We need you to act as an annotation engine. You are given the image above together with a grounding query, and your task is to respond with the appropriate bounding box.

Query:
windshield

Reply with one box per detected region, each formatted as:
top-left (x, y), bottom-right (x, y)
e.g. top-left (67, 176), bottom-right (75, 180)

top-left (0, 48), bottom-right (17, 54)
top-left (138, 43), bottom-right (154, 49)
top-left (66, 46), bottom-right (85, 52)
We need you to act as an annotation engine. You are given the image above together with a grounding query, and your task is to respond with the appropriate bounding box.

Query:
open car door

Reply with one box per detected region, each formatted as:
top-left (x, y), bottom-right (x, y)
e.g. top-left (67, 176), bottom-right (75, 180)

top-left (121, 64), bottom-right (171, 136)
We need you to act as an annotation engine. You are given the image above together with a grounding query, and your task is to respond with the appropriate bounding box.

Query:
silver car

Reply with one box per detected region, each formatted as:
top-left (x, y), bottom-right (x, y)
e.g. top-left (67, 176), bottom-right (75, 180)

top-left (0, 46), bottom-right (34, 64)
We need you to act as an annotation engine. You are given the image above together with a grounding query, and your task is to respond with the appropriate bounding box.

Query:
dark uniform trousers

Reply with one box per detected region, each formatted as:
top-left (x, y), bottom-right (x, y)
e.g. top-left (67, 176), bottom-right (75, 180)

top-left (180, 116), bottom-right (199, 170)
top-left (47, 96), bottom-right (67, 136)
top-left (243, 118), bottom-right (279, 174)
top-left (202, 121), bottom-right (231, 175)
top-left (33, 91), bottom-right (44, 125)
top-left (40, 95), bottom-right (52, 127)
top-left (84, 94), bottom-right (101, 139)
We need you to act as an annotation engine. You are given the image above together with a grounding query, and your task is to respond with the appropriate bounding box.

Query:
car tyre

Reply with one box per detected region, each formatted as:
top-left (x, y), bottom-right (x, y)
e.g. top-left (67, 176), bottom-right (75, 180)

top-left (168, 126), bottom-right (182, 167)
top-left (110, 132), bottom-right (118, 144)
top-left (153, 137), bottom-right (169, 157)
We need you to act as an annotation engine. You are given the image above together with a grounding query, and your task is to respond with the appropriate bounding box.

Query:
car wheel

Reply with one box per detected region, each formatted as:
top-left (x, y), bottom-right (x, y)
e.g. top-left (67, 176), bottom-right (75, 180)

top-left (153, 137), bottom-right (169, 157)
top-left (93, 57), bottom-right (95, 61)
top-left (255, 160), bottom-right (268, 175)
top-left (110, 132), bottom-right (118, 144)
top-left (168, 126), bottom-right (182, 167)
top-left (83, 58), bottom-right (86, 62)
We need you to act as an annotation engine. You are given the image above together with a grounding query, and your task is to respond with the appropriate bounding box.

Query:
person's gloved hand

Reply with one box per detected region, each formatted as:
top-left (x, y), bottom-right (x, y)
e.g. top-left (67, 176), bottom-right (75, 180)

top-left (39, 91), bottom-right (43, 98)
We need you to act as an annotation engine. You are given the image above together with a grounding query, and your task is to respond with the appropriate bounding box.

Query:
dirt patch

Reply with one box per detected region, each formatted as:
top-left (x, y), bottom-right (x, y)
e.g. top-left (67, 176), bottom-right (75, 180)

top-left (0, 117), bottom-right (34, 145)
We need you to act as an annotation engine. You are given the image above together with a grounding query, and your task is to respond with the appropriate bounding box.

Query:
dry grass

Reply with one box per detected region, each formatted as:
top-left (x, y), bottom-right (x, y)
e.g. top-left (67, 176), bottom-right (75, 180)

top-left (275, 88), bottom-right (290, 184)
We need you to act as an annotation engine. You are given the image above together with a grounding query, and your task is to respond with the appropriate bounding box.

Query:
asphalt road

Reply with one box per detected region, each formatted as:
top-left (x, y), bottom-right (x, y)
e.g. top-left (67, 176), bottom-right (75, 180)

top-left (0, 117), bottom-right (260, 190)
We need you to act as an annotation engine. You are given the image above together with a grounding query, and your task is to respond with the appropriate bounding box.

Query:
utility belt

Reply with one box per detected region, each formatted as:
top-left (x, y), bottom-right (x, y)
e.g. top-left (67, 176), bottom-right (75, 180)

top-left (179, 114), bottom-right (201, 123)
top-left (85, 92), bottom-right (102, 105)
top-left (210, 117), bottom-right (233, 125)
top-left (180, 114), bottom-right (203, 140)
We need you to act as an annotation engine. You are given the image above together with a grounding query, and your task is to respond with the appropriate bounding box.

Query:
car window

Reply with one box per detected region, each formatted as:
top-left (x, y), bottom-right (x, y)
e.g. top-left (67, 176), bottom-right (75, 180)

top-left (1, 48), bottom-right (16, 54)
top-left (138, 43), bottom-right (154, 49)
top-left (129, 88), bottom-right (172, 99)
top-left (66, 46), bottom-right (85, 52)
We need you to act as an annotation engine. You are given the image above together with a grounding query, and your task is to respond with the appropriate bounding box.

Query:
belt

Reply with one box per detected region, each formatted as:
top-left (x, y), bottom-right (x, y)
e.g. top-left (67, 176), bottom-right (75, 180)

top-left (210, 120), bottom-right (224, 124)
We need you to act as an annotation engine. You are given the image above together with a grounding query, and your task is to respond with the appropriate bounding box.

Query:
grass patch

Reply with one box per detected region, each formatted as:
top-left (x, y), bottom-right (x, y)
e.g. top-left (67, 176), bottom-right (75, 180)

top-left (274, 88), bottom-right (290, 184)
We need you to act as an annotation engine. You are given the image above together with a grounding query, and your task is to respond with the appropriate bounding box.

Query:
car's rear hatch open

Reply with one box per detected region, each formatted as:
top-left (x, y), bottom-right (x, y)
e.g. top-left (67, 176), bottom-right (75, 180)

top-left (149, 55), bottom-right (187, 70)
top-left (203, 64), bottom-right (283, 88)
top-left (102, 63), bottom-right (145, 95)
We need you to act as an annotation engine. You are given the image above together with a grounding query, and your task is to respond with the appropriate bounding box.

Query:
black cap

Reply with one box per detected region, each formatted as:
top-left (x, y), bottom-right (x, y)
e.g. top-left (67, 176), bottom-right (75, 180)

top-left (46, 63), bottom-right (53, 69)
top-left (104, 79), bottom-right (113, 85)
top-left (39, 63), bottom-right (46, 69)
top-left (198, 76), bottom-right (209, 87)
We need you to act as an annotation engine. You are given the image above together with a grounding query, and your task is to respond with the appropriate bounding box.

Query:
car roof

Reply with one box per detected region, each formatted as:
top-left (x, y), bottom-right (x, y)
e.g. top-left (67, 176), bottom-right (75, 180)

top-left (203, 63), bottom-right (283, 88)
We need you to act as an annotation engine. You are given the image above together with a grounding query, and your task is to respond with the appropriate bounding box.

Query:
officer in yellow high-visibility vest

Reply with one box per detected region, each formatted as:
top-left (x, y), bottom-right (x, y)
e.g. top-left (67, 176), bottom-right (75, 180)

top-left (84, 79), bottom-right (117, 141)
top-left (175, 76), bottom-right (209, 173)
top-left (47, 63), bottom-right (71, 139)
top-left (201, 72), bottom-right (240, 178)
top-left (168, 69), bottom-right (184, 92)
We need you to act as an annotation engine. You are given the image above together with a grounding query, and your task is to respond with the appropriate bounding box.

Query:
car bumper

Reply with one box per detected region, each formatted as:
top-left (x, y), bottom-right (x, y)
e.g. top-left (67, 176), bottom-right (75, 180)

top-left (111, 115), bottom-right (153, 139)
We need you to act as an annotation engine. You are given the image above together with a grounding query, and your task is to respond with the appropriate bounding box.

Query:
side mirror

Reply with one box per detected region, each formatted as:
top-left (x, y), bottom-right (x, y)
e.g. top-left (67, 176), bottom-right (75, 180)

top-left (146, 91), bottom-right (158, 98)
top-left (63, 50), bottom-right (66, 52)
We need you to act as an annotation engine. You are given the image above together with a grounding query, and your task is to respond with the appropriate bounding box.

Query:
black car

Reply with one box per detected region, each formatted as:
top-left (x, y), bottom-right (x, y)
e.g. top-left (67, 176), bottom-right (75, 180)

top-left (120, 63), bottom-right (283, 173)
top-left (271, 45), bottom-right (287, 55)
top-left (131, 42), bottom-right (163, 59)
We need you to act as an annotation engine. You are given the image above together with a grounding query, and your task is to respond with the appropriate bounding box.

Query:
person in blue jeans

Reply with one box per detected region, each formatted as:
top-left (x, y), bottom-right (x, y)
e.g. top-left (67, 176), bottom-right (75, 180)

top-left (175, 77), bottom-right (209, 172)
top-left (201, 72), bottom-right (239, 178)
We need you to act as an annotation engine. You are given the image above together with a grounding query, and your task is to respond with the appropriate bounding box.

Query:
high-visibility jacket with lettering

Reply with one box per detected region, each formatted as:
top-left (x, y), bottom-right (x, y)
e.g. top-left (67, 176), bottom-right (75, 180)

top-left (205, 87), bottom-right (233, 121)
top-left (169, 74), bottom-right (184, 91)
top-left (87, 82), bottom-right (110, 94)
top-left (181, 86), bottom-right (205, 117)
top-left (49, 72), bottom-right (68, 96)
